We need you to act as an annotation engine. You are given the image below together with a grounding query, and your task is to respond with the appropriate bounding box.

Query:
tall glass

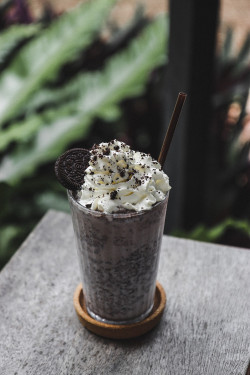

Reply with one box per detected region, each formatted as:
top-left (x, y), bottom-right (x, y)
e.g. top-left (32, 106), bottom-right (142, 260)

top-left (68, 190), bottom-right (169, 325)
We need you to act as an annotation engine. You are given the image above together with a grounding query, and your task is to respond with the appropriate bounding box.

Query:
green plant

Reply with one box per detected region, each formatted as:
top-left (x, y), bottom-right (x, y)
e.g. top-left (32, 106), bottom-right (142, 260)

top-left (0, 16), bottom-right (168, 184)
top-left (206, 29), bottom-right (250, 228)
top-left (172, 218), bottom-right (250, 244)
top-left (0, 1), bottom-right (169, 268)
top-left (0, 0), bottom-right (117, 127)
top-left (0, 23), bottom-right (40, 68)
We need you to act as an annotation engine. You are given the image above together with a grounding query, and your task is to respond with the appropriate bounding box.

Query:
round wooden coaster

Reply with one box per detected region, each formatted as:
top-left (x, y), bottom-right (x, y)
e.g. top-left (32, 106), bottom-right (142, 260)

top-left (73, 282), bottom-right (166, 339)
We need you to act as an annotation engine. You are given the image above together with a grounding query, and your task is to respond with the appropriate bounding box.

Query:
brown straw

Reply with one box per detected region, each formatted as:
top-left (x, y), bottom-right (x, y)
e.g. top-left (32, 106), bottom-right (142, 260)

top-left (158, 92), bottom-right (187, 167)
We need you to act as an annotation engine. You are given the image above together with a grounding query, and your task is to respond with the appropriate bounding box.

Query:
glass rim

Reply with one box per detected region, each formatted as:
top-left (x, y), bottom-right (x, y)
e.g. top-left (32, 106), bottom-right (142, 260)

top-left (67, 190), bottom-right (169, 219)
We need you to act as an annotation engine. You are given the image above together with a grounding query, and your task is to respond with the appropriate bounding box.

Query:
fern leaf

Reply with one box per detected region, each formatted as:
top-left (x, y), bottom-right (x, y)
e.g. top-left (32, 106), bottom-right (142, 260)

top-left (0, 0), bottom-right (116, 127)
top-left (0, 111), bottom-right (91, 184)
top-left (0, 115), bottom-right (43, 151)
top-left (0, 24), bottom-right (40, 66)
top-left (0, 15), bottom-right (168, 184)
top-left (24, 13), bottom-right (168, 118)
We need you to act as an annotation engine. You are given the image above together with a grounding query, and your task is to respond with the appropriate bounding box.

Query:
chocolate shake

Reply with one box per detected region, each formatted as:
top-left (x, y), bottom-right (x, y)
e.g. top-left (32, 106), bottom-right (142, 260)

top-left (57, 140), bottom-right (171, 324)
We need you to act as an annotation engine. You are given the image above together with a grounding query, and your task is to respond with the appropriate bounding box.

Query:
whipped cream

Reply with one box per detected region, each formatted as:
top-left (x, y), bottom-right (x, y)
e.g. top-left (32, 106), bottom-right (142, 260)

top-left (78, 140), bottom-right (171, 213)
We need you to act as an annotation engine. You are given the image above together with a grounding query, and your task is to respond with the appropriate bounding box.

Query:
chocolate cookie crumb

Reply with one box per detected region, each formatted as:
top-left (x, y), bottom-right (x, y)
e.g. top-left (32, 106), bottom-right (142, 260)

top-left (103, 148), bottom-right (110, 155)
top-left (110, 191), bottom-right (118, 200)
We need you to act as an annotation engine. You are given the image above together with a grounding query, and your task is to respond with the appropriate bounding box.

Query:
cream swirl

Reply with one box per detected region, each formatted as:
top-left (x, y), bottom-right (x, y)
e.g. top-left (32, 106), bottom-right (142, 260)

top-left (78, 140), bottom-right (171, 213)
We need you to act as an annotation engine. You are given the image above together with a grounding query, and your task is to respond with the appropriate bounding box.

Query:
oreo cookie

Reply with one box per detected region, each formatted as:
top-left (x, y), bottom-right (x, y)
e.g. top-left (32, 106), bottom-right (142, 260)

top-left (55, 148), bottom-right (90, 190)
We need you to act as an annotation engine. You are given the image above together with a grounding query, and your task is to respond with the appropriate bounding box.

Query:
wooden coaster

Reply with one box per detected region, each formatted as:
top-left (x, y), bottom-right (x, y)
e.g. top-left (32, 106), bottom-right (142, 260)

top-left (73, 282), bottom-right (166, 339)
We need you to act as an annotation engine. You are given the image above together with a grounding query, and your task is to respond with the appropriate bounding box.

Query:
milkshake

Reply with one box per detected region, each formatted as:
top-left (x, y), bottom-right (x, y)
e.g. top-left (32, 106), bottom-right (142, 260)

top-left (57, 140), bottom-right (171, 324)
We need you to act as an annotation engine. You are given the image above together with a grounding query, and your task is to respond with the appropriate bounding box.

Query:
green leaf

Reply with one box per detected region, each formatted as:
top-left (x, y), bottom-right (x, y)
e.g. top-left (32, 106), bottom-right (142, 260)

top-left (0, 23), bottom-right (40, 66)
top-left (173, 218), bottom-right (250, 242)
top-left (0, 115), bottom-right (42, 151)
top-left (36, 191), bottom-right (70, 213)
top-left (0, 224), bottom-right (24, 268)
top-left (0, 0), bottom-right (116, 127)
top-left (0, 15), bottom-right (168, 184)
top-left (97, 105), bottom-right (122, 121)
top-left (0, 225), bottom-right (21, 255)
top-left (0, 112), bottom-right (90, 184)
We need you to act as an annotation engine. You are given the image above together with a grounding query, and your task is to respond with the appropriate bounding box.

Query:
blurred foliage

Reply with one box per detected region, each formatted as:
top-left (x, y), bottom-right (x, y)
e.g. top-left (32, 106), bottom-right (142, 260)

top-left (206, 28), bottom-right (250, 232)
top-left (0, 1), bottom-right (249, 270)
top-left (0, 16), bottom-right (168, 184)
top-left (0, 23), bottom-right (40, 67)
top-left (173, 218), bottom-right (250, 247)
top-left (0, 0), bottom-right (118, 126)
top-left (0, 0), bottom-right (169, 268)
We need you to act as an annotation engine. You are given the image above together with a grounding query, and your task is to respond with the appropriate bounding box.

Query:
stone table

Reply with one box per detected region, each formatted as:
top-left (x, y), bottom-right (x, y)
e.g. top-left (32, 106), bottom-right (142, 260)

top-left (0, 210), bottom-right (250, 375)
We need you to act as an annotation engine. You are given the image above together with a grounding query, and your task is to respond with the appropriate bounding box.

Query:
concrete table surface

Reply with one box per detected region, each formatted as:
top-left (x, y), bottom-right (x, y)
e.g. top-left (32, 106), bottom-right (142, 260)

top-left (0, 210), bottom-right (250, 375)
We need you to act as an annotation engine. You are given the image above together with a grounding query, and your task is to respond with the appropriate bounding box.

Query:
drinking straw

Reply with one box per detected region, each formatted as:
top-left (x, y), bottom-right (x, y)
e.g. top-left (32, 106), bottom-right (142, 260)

top-left (158, 92), bottom-right (187, 167)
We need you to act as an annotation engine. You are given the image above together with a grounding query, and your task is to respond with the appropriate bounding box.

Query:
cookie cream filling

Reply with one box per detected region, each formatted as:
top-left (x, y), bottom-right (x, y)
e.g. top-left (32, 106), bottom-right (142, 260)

top-left (78, 140), bottom-right (171, 213)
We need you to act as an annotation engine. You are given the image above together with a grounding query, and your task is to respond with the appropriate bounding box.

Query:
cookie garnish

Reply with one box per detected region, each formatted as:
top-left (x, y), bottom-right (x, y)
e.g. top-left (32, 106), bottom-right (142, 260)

top-left (55, 148), bottom-right (90, 190)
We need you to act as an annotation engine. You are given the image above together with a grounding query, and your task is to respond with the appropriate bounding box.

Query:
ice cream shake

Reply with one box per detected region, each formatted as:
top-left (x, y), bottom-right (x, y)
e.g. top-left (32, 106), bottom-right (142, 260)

top-left (57, 140), bottom-right (171, 324)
